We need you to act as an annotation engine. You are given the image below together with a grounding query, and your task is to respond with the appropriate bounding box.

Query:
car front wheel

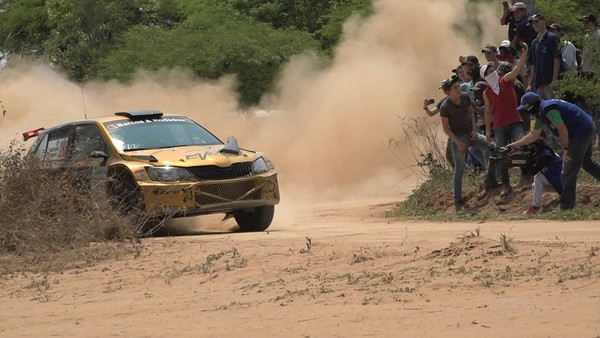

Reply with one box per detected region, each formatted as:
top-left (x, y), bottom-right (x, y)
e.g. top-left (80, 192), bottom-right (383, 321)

top-left (234, 206), bottom-right (274, 232)
top-left (108, 171), bottom-right (155, 235)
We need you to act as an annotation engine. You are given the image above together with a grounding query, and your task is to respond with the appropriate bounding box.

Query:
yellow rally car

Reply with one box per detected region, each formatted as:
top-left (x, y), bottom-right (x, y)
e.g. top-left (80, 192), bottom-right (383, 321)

top-left (23, 110), bottom-right (280, 232)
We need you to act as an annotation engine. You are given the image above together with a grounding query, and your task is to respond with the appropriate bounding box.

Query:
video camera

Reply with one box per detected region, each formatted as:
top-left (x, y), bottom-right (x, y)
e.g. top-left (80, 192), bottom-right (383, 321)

top-left (489, 147), bottom-right (533, 168)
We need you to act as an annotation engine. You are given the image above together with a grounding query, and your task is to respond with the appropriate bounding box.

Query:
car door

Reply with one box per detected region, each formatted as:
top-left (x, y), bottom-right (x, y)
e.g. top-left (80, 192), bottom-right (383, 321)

top-left (71, 124), bottom-right (111, 198)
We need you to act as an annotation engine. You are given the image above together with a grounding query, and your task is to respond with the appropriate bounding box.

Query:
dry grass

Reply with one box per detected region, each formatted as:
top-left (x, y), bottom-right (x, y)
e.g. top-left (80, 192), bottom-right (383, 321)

top-left (0, 141), bottom-right (141, 275)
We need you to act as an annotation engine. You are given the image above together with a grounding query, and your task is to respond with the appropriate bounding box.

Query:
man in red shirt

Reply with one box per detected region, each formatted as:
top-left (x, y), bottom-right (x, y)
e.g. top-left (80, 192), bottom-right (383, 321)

top-left (482, 43), bottom-right (531, 196)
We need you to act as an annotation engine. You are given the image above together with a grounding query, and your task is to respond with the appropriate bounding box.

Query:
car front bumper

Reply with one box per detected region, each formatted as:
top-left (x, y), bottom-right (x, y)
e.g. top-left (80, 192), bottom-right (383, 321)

top-left (139, 173), bottom-right (280, 217)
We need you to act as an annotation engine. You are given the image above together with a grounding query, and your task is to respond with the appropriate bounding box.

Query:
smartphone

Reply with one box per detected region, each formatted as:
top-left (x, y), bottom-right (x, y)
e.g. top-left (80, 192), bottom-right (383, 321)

top-left (502, 1), bottom-right (509, 9)
top-left (425, 98), bottom-right (435, 105)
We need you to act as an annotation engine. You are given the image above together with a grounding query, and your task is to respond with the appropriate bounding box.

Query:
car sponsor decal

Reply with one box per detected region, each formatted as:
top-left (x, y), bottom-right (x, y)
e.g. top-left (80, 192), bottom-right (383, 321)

top-left (104, 118), bottom-right (189, 130)
top-left (186, 150), bottom-right (220, 160)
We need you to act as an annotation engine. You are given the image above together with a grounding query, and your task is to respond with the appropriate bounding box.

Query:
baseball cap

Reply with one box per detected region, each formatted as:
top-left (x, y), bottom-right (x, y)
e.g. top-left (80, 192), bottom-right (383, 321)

top-left (461, 55), bottom-right (480, 66)
top-left (580, 13), bottom-right (597, 23)
top-left (546, 23), bottom-right (564, 33)
top-left (499, 40), bottom-right (511, 49)
top-left (517, 92), bottom-right (539, 111)
top-left (511, 2), bottom-right (527, 11)
top-left (440, 76), bottom-right (460, 91)
top-left (529, 13), bottom-right (546, 22)
top-left (481, 45), bottom-right (498, 54)
top-left (470, 81), bottom-right (488, 91)
top-left (451, 65), bottom-right (462, 73)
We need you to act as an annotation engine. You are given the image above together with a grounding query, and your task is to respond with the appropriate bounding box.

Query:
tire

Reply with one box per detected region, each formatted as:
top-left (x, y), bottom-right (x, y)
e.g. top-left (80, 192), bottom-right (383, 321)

top-left (108, 171), bottom-right (151, 235)
top-left (234, 206), bottom-right (274, 232)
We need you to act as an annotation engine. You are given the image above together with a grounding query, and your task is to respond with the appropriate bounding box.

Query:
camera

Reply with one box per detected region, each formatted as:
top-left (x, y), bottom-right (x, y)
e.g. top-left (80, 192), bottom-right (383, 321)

top-left (425, 98), bottom-right (435, 105)
top-left (489, 147), bottom-right (533, 168)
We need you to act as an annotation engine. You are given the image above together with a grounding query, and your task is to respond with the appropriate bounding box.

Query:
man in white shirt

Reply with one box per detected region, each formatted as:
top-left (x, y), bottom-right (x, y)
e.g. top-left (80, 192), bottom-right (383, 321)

top-left (547, 23), bottom-right (577, 73)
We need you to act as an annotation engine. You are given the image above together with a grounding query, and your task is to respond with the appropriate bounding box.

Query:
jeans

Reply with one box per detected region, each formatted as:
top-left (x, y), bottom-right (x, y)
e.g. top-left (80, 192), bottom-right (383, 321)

top-left (559, 127), bottom-right (600, 209)
top-left (451, 133), bottom-right (492, 202)
top-left (493, 122), bottom-right (525, 184)
top-left (536, 84), bottom-right (555, 100)
top-left (532, 173), bottom-right (556, 207)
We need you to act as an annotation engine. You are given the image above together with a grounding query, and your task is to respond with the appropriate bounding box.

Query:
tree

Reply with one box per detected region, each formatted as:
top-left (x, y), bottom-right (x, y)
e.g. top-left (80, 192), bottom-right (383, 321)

top-left (97, 5), bottom-right (319, 106)
top-left (43, 0), bottom-right (182, 81)
top-left (0, 0), bottom-right (50, 57)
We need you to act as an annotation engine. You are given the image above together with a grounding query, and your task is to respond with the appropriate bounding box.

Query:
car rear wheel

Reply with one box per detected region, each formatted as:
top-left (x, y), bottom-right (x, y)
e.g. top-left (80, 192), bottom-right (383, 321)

top-left (234, 206), bottom-right (274, 232)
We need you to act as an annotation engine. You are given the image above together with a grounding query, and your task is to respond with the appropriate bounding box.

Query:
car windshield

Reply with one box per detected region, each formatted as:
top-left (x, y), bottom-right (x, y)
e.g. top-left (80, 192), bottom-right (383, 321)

top-left (103, 116), bottom-right (222, 152)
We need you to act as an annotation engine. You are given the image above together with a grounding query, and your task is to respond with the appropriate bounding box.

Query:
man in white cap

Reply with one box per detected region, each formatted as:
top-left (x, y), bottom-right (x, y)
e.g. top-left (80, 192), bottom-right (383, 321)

top-left (508, 92), bottom-right (600, 210)
top-left (498, 40), bottom-right (516, 66)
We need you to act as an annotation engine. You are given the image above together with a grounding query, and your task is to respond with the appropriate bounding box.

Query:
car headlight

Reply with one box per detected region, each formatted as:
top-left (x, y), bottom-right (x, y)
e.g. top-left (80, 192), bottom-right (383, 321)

top-left (252, 156), bottom-right (275, 174)
top-left (146, 166), bottom-right (193, 182)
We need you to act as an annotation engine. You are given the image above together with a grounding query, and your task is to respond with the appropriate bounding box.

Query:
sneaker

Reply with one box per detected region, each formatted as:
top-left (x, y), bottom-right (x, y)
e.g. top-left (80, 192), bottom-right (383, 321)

top-left (484, 177), bottom-right (500, 189)
top-left (523, 205), bottom-right (540, 214)
top-left (500, 183), bottom-right (513, 197)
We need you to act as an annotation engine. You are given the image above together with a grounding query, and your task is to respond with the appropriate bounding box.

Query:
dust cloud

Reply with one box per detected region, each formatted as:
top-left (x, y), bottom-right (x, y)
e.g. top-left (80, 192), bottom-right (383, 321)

top-left (0, 0), bottom-right (507, 227)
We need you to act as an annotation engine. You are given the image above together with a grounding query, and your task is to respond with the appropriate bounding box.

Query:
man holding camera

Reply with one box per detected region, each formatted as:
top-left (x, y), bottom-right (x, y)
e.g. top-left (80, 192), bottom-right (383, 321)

top-left (507, 92), bottom-right (600, 210)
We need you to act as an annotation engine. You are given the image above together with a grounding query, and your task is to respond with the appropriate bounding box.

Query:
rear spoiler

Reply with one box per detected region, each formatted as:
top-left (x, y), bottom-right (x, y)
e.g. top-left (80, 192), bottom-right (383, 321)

top-left (22, 128), bottom-right (45, 142)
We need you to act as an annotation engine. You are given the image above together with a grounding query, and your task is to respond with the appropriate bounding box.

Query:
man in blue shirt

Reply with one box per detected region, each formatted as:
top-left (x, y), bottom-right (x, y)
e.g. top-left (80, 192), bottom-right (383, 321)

top-left (527, 13), bottom-right (561, 99)
top-left (508, 92), bottom-right (600, 210)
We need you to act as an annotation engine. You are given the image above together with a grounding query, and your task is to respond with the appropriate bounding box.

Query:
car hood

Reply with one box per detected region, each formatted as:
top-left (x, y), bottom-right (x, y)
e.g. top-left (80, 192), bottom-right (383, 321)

top-left (120, 145), bottom-right (257, 167)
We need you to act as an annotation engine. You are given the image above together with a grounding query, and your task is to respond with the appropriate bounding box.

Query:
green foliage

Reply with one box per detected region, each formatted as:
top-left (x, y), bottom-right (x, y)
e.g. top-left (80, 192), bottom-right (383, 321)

top-left (558, 69), bottom-right (600, 107)
top-left (0, 0), bottom-right (50, 56)
top-left (417, 152), bottom-right (448, 184)
top-left (0, 0), bottom-right (370, 105)
top-left (222, 0), bottom-right (372, 55)
top-left (97, 13), bottom-right (318, 105)
top-left (40, 0), bottom-right (181, 81)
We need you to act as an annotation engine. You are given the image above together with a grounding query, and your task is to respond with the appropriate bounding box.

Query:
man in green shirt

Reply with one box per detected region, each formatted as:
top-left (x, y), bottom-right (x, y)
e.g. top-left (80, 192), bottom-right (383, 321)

top-left (507, 92), bottom-right (600, 210)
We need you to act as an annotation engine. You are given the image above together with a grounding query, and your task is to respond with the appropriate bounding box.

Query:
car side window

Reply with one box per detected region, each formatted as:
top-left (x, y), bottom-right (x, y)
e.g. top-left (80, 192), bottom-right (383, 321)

top-left (72, 125), bottom-right (109, 167)
top-left (32, 133), bottom-right (49, 159)
top-left (45, 127), bottom-right (73, 168)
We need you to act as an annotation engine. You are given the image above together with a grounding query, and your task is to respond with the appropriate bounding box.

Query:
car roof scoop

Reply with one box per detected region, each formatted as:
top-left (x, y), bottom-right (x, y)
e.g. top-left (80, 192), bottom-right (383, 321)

top-left (220, 136), bottom-right (240, 155)
top-left (115, 110), bottom-right (163, 121)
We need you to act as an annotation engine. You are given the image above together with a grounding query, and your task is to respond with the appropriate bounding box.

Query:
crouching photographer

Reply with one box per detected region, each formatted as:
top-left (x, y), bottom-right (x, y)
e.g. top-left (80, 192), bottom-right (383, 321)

top-left (508, 92), bottom-right (600, 210)
top-left (492, 137), bottom-right (563, 213)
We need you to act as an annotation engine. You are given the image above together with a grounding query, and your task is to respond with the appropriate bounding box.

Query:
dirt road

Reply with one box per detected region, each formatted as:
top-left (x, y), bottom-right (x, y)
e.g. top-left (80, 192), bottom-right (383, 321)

top-left (1, 197), bottom-right (599, 337)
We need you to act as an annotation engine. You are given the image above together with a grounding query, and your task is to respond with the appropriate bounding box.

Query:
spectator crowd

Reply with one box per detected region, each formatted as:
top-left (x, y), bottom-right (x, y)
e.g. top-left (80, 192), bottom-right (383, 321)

top-left (422, 2), bottom-right (600, 213)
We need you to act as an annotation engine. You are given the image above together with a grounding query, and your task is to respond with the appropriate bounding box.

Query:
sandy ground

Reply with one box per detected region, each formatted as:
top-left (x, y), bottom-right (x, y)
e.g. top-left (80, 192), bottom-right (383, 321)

top-left (0, 196), bottom-right (599, 338)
